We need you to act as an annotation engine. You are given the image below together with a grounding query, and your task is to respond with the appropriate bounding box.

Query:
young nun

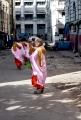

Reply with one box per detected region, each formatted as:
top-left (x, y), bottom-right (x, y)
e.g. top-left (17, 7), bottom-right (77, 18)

top-left (22, 37), bottom-right (29, 64)
top-left (29, 39), bottom-right (47, 94)
top-left (11, 38), bottom-right (25, 70)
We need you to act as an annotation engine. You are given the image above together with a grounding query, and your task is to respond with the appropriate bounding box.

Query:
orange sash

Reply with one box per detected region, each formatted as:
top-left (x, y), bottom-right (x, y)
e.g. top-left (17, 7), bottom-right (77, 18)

top-left (37, 47), bottom-right (46, 67)
top-left (29, 42), bottom-right (35, 55)
top-left (22, 42), bottom-right (27, 48)
top-left (13, 43), bottom-right (21, 51)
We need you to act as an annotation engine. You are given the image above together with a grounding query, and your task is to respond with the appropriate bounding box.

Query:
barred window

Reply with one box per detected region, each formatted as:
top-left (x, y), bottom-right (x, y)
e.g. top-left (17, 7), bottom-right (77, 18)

top-left (73, 2), bottom-right (76, 21)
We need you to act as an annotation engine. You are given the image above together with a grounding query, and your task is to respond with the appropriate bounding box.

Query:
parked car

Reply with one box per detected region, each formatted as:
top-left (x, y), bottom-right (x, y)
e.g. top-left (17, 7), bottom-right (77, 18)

top-left (29, 36), bottom-right (39, 41)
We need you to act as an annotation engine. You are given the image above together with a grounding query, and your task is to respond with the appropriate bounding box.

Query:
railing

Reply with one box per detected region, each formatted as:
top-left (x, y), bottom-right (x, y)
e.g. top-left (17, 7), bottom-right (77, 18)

top-left (16, 17), bottom-right (46, 21)
top-left (58, 1), bottom-right (65, 5)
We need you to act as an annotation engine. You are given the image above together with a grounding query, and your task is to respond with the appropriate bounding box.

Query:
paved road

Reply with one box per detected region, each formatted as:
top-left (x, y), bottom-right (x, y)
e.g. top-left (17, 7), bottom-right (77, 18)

top-left (0, 50), bottom-right (80, 120)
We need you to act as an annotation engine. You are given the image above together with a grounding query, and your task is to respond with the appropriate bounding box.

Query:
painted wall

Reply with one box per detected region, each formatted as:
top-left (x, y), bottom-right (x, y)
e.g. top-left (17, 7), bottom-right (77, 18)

top-left (69, 34), bottom-right (76, 50)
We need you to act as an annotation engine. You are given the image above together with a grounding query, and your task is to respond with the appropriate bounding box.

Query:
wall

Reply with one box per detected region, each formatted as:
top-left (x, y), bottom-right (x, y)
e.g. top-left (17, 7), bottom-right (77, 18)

top-left (65, 0), bottom-right (81, 52)
top-left (48, 0), bottom-right (65, 42)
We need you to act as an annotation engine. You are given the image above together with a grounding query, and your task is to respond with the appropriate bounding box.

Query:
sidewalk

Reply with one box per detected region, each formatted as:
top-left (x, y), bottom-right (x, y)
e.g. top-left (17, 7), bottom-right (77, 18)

top-left (59, 50), bottom-right (81, 63)
top-left (0, 49), bottom-right (11, 61)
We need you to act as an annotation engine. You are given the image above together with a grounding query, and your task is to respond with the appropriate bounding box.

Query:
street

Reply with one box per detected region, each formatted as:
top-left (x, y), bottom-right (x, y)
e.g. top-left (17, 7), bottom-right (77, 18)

top-left (0, 50), bottom-right (81, 120)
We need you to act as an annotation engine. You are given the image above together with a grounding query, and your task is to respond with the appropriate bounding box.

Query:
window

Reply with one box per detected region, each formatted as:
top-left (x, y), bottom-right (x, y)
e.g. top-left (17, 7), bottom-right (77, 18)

top-left (25, 24), bottom-right (33, 34)
top-left (37, 14), bottom-right (45, 19)
top-left (25, 25), bottom-right (33, 29)
top-left (16, 14), bottom-right (21, 20)
top-left (15, 2), bottom-right (20, 6)
top-left (24, 2), bottom-right (33, 6)
top-left (59, 28), bottom-right (64, 34)
top-left (37, 24), bottom-right (45, 29)
top-left (37, 2), bottom-right (45, 5)
top-left (73, 25), bottom-right (76, 32)
top-left (73, 2), bottom-right (76, 21)
top-left (16, 24), bottom-right (21, 34)
top-left (24, 14), bottom-right (33, 20)
top-left (68, 6), bottom-right (70, 21)
top-left (62, 11), bottom-right (65, 16)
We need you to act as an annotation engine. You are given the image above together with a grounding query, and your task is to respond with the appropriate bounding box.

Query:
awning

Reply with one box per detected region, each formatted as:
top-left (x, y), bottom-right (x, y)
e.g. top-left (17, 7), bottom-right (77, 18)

top-left (69, 22), bottom-right (73, 26)
top-left (0, 31), bottom-right (7, 35)
top-left (18, 33), bottom-right (28, 39)
top-left (69, 19), bottom-right (81, 26)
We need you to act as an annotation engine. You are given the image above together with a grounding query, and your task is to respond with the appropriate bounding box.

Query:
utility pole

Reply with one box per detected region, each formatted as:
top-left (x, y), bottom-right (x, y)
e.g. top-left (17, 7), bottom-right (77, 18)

top-left (11, 0), bottom-right (15, 39)
top-left (11, 0), bottom-right (13, 34)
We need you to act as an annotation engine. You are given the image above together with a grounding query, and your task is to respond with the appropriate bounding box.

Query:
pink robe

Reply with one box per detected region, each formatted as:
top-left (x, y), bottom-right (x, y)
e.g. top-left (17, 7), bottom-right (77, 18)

top-left (11, 42), bottom-right (25, 64)
top-left (30, 50), bottom-right (47, 88)
top-left (24, 42), bottom-right (29, 59)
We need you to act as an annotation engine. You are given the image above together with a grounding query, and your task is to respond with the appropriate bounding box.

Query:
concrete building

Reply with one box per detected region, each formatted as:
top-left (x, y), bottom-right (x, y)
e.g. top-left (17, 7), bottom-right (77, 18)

top-left (0, 0), bottom-right (10, 48)
top-left (0, 0), bottom-right (15, 48)
top-left (15, 0), bottom-right (48, 38)
top-left (0, 0), bottom-right (10, 34)
top-left (10, 0), bottom-right (15, 38)
top-left (65, 0), bottom-right (81, 52)
top-left (47, 0), bottom-right (65, 42)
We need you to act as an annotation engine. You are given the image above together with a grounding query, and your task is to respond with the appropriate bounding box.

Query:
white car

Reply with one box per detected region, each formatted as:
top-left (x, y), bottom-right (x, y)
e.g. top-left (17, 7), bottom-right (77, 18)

top-left (29, 36), bottom-right (39, 41)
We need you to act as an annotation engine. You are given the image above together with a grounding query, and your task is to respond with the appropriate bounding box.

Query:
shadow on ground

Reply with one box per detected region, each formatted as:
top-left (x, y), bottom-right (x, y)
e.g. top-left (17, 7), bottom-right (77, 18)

top-left (0, 50), bottom-right (81, 119)
top-left (0, 80), bottom-right (80, 120)
top-left (52, 82), bottom-right (81, 114)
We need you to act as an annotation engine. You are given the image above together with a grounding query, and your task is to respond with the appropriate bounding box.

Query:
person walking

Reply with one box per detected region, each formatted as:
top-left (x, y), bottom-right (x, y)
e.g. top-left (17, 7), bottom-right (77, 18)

top-left (29, 39), bottom-right (47, 94)
top-left (11, 38), bottom-right (25, 70)
top-left (22, 37), bottom-right (29, 64)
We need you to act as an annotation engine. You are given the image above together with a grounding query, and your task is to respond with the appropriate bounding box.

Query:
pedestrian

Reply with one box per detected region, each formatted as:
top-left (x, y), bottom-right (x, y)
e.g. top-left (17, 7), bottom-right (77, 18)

top-left (8, 36), bottom-right (14, 48)
top-left (11, 38), bottom-right (25, 70)
top-left (29, 38), bottom-right (47, 94)
top-left (29, 38), bottom-right (35, 55)
top-left (22, 37), bottom-right (29, 65)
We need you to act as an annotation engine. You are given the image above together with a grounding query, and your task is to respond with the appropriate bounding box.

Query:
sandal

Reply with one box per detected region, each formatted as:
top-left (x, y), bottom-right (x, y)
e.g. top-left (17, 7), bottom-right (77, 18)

top-left (34, 88), bottom-right (44, 94)
top-left (17, 66), bottom-right (21, 70)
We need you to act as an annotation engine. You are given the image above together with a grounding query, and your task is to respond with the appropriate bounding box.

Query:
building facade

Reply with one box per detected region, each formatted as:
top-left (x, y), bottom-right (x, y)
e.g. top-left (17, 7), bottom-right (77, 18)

top-left (65, 0), bottom-right (81, 52)
top-left (10, 0), bottom-right (15, 38)
top-left (0, 0), bottom-right (10, 34)
top-left (15, 0), bottom-right (48, 38)
top-left (47, 0), bottom-right (65, 42)
top-left (0, 0), bottom-right (15, 48)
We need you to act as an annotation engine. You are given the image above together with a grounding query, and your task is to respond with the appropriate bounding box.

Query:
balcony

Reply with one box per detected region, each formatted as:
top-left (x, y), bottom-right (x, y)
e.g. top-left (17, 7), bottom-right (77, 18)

top-left (15, 7), bottom-right (21, 13)
top-left (36, 0), bottom-right (46, 2)
top-left (36, 2), bottom-right (46, 12)
top-left (16, 17), bottom-right (46, 23)
top-left (58, 18), bottom-right (65, 26)
top-left (24, 7), bottom-right (33, 13)
top-left (24, 1), bottom-right (33, 11)
top-left (36, 7), bottom-right (46, 13)
top-left (55, 1), bottom-right (65, 10)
